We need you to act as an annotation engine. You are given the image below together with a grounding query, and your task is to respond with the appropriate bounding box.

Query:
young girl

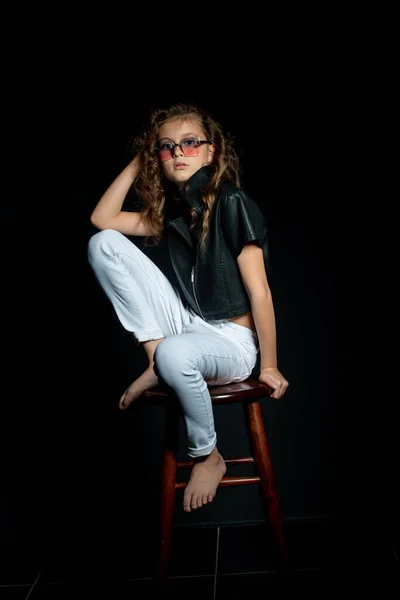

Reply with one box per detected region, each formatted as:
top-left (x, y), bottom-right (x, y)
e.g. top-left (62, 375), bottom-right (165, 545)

top-left (87, 103), bottom-right (288, 513)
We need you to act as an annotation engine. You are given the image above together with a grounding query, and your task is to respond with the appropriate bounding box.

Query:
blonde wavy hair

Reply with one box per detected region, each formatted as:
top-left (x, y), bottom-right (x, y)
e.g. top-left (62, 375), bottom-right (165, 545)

top-left (130, 103), bottom-right (241, 250)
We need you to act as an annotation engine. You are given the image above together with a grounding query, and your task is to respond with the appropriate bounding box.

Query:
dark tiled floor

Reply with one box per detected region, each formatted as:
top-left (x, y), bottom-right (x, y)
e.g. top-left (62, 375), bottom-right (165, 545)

top-left (0, 561), bottom-right (41, 587)
top-left (0, 587), bottom-right (33, 599)
top-left (169, 526), bottom-right (218, 577)
top-left (216, 570), bottom-right (333, 598)
top-left (2, 517), bottom-right (399, 598)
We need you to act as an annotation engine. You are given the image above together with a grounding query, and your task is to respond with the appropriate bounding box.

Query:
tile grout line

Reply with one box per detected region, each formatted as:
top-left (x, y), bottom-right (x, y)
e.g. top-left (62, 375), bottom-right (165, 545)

top-left (121, 566), bottom-right (323, 582)
top-left (213, 526), bottom-right (220, 600)
top-left (218, 567), bottom-right (322, 576)
top-left (24, 567), bottom-right (44, 600)
top-left (0, 584), bottom-right (32, 589)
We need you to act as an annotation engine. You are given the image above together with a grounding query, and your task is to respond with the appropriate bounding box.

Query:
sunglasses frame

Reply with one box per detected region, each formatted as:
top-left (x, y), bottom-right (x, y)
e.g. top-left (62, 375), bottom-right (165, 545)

top-left (155, 136), bottom-right (211, 161)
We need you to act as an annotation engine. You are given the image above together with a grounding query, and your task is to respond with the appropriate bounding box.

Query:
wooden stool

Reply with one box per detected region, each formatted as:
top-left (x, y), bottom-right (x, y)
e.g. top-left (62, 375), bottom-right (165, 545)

top-left (144, 377), bottom-right (288, 595)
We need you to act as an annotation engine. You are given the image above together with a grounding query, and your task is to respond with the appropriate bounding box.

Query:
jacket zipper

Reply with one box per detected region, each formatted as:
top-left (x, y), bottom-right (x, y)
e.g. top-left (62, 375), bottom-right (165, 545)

top-left (191, 266), bottom-right (206, 320)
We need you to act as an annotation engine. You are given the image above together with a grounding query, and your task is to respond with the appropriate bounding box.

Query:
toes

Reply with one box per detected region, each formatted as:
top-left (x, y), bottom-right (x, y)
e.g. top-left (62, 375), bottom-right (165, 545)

top-left (191, 494), bottom-right (200, 510)
top-left (183, 491), bottom-right (192, 512)
top-left (184, 489), bottom-right (215, 511)
top-left (119, 389), bottom-right (136, 410)
top-left (119, 392), bottom-right (127, 410)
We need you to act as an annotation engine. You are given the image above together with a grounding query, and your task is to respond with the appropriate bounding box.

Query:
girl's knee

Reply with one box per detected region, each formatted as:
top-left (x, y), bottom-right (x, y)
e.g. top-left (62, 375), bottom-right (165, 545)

top-left (87, 229), bottom-right (124, 264)
top-left (154, 337), bottom-right (195, 378)
top-left (88, 228), bottom-right (121, 251)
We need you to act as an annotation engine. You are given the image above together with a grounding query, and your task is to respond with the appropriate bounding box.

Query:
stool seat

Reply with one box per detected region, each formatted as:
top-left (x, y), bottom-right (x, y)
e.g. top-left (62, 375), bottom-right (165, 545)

top-left (145, 378), bottom-right (272, 404)
top-left (142, 376), bottom-right (287, 595)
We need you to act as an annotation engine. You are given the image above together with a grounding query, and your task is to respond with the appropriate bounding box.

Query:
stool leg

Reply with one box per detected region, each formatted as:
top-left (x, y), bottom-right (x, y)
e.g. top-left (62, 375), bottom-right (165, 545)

top-left (158, 404), bottom-right (179, 595)
top-left (245, 400), bottom-right (288, 568)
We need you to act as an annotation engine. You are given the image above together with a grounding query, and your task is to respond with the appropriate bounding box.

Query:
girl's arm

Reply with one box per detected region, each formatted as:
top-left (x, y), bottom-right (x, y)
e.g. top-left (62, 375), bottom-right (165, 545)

top-left (90, 156), bottom-right (153, 236)
top-left (237, 244), bottom-right (289, 399)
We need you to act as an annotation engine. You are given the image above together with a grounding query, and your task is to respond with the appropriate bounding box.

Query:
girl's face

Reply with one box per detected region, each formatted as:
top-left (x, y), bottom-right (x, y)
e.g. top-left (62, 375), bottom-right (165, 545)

top-left (156, 118), bottom-right (214, 185)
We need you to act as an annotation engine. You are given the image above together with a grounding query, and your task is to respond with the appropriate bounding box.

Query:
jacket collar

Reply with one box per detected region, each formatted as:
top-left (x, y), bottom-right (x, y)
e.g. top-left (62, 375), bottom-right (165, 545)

top-left (175, 165), bottom-right (214, 210)
top-left (166, 165), bottom-right (214, 248)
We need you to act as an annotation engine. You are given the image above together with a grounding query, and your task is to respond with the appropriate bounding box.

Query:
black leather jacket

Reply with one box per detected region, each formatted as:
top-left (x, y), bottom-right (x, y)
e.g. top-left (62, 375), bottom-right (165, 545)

top-left (165, 165), bottom-right (271, 320)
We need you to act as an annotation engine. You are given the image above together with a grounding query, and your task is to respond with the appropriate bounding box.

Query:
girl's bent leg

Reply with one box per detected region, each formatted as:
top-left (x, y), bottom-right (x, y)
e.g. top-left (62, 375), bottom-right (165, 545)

top-left (87, 229), bottom-right (191, 409)
top-left (87, 229), bottom-right (190, 342)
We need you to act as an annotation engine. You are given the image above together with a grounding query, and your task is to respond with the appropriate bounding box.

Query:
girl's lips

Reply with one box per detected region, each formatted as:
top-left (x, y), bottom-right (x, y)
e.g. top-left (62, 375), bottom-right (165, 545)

top-left (175, 164), bottom-right (188, 169)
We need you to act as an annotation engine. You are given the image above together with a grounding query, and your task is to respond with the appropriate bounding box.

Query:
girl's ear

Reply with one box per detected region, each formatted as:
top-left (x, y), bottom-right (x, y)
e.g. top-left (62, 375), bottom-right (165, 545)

top-left (208, 143), bottom-right (215, 162)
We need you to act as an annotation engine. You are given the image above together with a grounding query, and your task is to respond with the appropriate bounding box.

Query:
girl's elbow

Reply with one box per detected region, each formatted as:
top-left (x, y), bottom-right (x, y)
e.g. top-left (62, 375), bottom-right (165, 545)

top-left (90, 213), bottom-right (104, 230)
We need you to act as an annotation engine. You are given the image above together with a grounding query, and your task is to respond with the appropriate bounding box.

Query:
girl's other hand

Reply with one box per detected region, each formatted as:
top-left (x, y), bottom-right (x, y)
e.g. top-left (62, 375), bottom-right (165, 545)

top-left (259, 367), bottom-right (289, 399)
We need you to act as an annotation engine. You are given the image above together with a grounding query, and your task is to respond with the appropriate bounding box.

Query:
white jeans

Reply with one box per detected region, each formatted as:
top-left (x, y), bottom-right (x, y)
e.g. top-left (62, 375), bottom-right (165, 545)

top-left (88, 229), bottom-right (259, 457)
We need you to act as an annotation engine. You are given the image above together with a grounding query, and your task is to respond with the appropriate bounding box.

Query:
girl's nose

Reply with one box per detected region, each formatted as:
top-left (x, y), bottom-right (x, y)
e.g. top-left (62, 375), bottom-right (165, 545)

top-left (173, 143), bottom-right (184, 157)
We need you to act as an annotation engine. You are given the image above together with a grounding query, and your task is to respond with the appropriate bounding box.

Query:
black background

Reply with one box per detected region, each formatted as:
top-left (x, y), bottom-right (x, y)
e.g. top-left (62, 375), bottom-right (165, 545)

top-left (1, 46), bottom-right (397, 574)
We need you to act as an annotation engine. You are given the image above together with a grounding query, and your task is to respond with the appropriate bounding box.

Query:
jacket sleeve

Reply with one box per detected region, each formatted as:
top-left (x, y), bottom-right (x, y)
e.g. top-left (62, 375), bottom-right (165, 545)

top-left (222, 190), bottom-right (268, 258)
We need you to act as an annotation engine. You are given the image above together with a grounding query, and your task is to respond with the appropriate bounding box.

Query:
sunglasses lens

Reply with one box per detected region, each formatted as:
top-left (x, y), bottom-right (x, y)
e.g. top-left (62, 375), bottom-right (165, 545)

top-left (182, 138), bottom-right (200, 157)
top-left (159, 149), bottom-right (172, 161)
top-left (182, 147), bottom-right (198, 156)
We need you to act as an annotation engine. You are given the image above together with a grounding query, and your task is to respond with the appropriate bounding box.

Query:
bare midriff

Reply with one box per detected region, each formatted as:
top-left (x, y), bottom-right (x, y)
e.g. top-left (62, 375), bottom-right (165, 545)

top-left (228, 311), bottom-right (256, 333)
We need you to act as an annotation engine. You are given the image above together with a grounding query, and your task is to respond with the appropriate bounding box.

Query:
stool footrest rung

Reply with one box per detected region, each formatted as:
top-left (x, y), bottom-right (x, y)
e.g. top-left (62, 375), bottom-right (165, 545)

top-left (175, 475), bottom-right (260, 490)
top-left (177, 456), bottom-right (254, 468)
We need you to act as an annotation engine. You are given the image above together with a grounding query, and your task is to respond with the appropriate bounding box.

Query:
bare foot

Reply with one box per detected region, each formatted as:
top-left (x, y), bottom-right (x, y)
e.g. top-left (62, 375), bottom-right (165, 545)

top-left (183, 447), bottom-right (227, 512)
top-left (119, 365), bottom-right (159, 410)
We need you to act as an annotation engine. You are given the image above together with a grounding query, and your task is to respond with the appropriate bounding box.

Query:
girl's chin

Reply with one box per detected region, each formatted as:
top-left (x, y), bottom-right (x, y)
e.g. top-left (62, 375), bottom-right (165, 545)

top-left (166, 171), bottom-right (192, 184)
